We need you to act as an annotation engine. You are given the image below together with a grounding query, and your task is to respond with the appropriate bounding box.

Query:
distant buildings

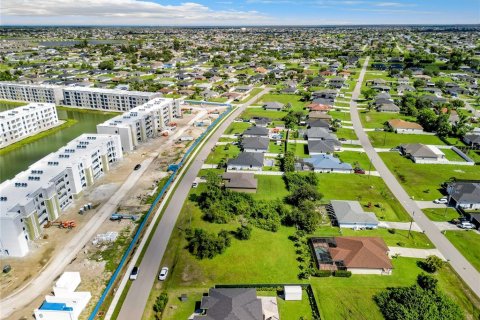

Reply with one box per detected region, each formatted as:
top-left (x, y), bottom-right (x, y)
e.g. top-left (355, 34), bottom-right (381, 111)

top-left (0, 134), bottom-right (123, 257)
top-left (0, 82), bottom-right (162, 112)
top-left (0, 103), bottom-right (59, 148)
top-left (96, 98), bottom-right (181, 152)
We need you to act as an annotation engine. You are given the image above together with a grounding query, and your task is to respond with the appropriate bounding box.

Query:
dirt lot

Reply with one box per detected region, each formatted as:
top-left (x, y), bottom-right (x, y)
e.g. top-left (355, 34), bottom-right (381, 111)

top-left (1, 106), bottom-right (221, 320)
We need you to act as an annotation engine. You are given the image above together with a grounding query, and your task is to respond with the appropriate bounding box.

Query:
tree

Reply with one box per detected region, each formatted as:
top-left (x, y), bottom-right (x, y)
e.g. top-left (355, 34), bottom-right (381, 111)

top-left (374, 285), bottom-right (463, 320)
top-left (452, 113), bottom-right (469, 137)
top-left (422, 255), bottom-right (444, 273)
top-left (281, 151), bottom-right (295, 172)
top-left (416, 108), bottom-right (438, 132)
top-left (173, 38), bottom-right (181, 51)
top-left (361, 87), bottom-right (376, 100)
top-left (0, 70), bottom-right (15, 81)
top-left (185, 228), bottom-right (232, 259)
top-left (235, 224), bottom-right (252, 240)
top-left (413, 78), bottom-right (426, 88)
top-left (417, 273), bottom-right (438, 292)
top-left (436, 114), bottom-right (452, 138)
top-left (98, 60), bottom-right (115, 70)
top-left (286, 184), bottom-right (322, 206)
top-left (450, 99), bottom-right (465, 109)
top-left (285, 200), bottom-right (320, 233)
top-left (153, 291), bottom-right (168, 315)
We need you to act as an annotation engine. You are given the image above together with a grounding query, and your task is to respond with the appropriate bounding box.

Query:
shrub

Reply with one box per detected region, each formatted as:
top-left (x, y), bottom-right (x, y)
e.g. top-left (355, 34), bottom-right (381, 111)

top-left (387, 228), bottom-right (396, 234)
top-left (235, 225), bottom-right (252, 240)
top-left (312, 270), bottom-right (332, 277)
top-left (417, 273), bottom-right (438, 291)
top-left (333, 270), bottom-right (352, 278)
top-left (420, 255), bottom-right (444, 273)
top-left (185, 228), bottom-right (232, 259)
top-left (153, 291), bottom-right (168, 315)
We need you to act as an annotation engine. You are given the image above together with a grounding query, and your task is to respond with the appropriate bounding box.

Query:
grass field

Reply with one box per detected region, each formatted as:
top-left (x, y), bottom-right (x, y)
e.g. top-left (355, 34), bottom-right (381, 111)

top-left (205, 144), bottom-right (240, 164)
top-left (445, 231), bottom-right (480, 272)
top-left (241, 108), bottom-right (288, 120)
top-left (224, 121), bottom-right (251, 135)
top-left (287, 143), bottom-right (309, 158)
top-left (336, 150), bottom-right (373, 170)
top-left (442, 148), bottom-right (467, 162)
top-left (335, 128), bottom-right (358, 141)
top-left (423, 208), bottom-right (460, 222)
top-left (367, 131), bottom-right (447, 148)
top-left (379, 152), bottom-right (480, 200)
top-left (329, 110), bottom-right (351, 121)
top-left (360, 111), bottom-right (416, 129)
top-left (253, 175), bottom-right (289, 201)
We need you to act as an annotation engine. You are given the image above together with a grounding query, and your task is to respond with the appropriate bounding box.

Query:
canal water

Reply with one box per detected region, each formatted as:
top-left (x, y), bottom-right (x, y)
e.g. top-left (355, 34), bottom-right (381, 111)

top-left (0, 103), bottom-right (116, 182)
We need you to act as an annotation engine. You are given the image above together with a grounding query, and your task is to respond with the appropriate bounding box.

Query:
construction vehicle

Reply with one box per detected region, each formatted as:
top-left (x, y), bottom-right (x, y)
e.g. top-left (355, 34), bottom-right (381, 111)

top-left (110, 213), bottom-right (139, 221)
top-left (44, 220), bottom-right (76, 229)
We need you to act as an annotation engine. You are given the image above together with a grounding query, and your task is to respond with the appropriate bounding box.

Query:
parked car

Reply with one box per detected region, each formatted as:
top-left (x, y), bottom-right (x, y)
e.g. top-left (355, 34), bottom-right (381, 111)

top-left (458, 222), bottom-right (476, 229)
top-left (339, 138), bottom-right (347, 142)
top-left (134, 164), bottom-right (141, 170)
top-left (433, 198), bottom-right (448, 204)
top-left (158, 267), bottom-right (169, 280)
top-left (374, 128), bottom-right (383, 131)
top-left (130, 267), bottom-right (139, 280)
top-left (354, 168), bottom-right (365, 174)
top-left (192, 182), bottom-right (198, 188)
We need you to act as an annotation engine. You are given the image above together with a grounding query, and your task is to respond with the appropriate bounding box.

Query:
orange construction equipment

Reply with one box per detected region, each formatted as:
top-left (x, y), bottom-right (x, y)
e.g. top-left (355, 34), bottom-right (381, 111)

top-left (44, 220), bottom-right (76, 229)
top-left (162, 131), bottom-right (169, 136)
top-left (168, 122), bottom-right (177, 126)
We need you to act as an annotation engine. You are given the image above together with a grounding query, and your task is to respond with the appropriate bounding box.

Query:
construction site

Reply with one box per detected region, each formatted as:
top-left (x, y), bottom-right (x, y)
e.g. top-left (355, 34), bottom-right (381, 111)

top-left (0, 103), bottom-right (228, 320)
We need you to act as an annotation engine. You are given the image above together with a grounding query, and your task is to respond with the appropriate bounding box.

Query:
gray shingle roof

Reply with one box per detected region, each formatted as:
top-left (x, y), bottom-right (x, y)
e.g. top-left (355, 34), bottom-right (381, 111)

top-left (242, 126), bottom-right (269, 137)
top-left (330, 200), bottom-right (379, 225)
top-left (194, 288), bottom-right (263, 320)
top-left (448, 182), bottom-right (480, 205)
top-left (242, 137), bottom-right (269, 151)
top-left (228, 152), bottom-right (264, 167)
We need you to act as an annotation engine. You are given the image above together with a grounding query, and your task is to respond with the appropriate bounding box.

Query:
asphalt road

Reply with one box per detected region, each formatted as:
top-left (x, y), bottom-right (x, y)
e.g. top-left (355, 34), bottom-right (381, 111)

top-left (0, 157), bottom-right (153, 319)
top-left (351, 57), bottom-right (480, 298)
top-left (116, 89), bottom-right (270, 320)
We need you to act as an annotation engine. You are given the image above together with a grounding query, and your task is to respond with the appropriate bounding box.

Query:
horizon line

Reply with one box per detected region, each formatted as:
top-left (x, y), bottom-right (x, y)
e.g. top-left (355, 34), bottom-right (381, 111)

top-left (1, 23), bottom-right (480, 27)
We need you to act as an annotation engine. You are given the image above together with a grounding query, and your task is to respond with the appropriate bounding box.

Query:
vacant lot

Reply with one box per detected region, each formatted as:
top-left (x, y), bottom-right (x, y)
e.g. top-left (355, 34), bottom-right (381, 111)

top-left (360, 111), bottom-right (416, 129)
top-left (241, 108), bottom-right (288, 120)
top-left (255, 93), bottom-right (307, 112)
top-left (367, 131), bottom-right (447, 148)
top-left (423, 208), bottom-right (460, 222)
top-left (224, 121), bottom-right (251, 135)
top-left (445, 231), bottom-right (480, 272)
top-left (205, 144), bottom-right (240, 164)
top-left (380, 152), bottom-right (480, 200)
top-left (336, 150), bottom-right (373, 170)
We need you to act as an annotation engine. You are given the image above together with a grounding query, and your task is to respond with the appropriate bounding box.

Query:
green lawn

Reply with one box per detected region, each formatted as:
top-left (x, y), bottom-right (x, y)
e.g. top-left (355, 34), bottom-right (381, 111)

top-left (205, 144), bottom-right (240, 164)
top-left (224, 122), bottom-right (251, 135)
top-left (241, 108), bottom-right (288, 120)
top-left (442, 148), bottom-right (467, 162)
top-left (328, 110), bottom-right (351, 121)
top-left (423, 208), bottom-right (461, 222)
top-left (277, 294), bottom-right (313, 319)
top-left (253, 175), bottom-right (289, 201)
top-left (317, 174), bottom-right (410, 222)
top-left (335, 151), bottom-right (373, 170)
top-left (445, 231), bottom-right (480, 272)
top-left (379, 152), bottom-right (480, 200)
top-left (269, 141), bottom-right (285, 154)
top-left (360, 111), bottom-right (416, 129)
top-left (236, 87), bottom-right (263, 104)
top-left (312, 257), bottom-right (480, 320)
top-left (367, 131), bottom-right (447, 148)
top-left (335, 128), bottom-right (358, 141)
top-left (287, 143), bottom-right (309, 158)
top-left (255, 93), bottom-right (306, 112)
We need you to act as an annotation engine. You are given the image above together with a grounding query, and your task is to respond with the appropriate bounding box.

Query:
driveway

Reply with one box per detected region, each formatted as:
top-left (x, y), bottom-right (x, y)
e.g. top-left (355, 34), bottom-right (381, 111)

top-left (379, 221), bottom-right (422, 232)
top-left (415, 201), bottom-right (448, 209)
top-left (350, 57), bottom-right (480, 298)
top-left (388, 247), bottom-right (446, 260)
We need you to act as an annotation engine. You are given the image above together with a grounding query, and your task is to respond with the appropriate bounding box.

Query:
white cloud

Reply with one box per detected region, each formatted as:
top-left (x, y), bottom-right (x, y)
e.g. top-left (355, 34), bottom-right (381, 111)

top-left (1, 0), bottom-right (269, 25)
top-left (373, 2), bottom-right (416, 7)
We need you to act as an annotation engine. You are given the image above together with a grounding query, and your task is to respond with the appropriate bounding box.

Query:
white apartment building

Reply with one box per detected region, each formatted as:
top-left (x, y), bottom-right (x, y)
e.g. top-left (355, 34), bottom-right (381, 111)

top-left (0, 103), bottom-right (59, 148)
top-left (0, 82), bottom-right (162, 112)
top-left (0, 82), bottom-right (64, 104)
top-left (62, 86), bottom-right (161, 111)
top-left (97, 97), bottom-right (181, 151)
top-left (0, 134), bottom-right (123, 257)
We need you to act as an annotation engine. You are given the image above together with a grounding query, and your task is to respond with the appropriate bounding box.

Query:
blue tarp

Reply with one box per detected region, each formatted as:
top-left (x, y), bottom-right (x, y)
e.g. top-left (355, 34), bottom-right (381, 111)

top-left (40, 301), bottom-right (73, 311)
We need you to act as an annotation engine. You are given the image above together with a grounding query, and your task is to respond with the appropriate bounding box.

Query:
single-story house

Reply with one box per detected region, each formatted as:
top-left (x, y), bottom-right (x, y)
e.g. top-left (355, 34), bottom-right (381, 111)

top-left (468, 213), bottom-right (480, 229)
top-left (251, 117), bottom-right (270, 127)
top-left (463, 133), bottom-right (480, 148)
top-left (387, 119), bottom-right (424, 134)
top-left (227, 152), bottom-right (264, 171)
top-left (222, 172), bottom-right (258, 193)
top-left (307, 119), bottom-right (330, 129)
top-left (306, 102), bottom-right (331, 112)
top-left (306, 127), bottom-right (337, 140)
top-left (193, 288), bottom-right (263, 320)
top-left (446, 182), bottom-right (480, 210)
top-left (241, 137), bottom-right (269, 153)
top-left (296, 154), bottom-right (352, 172)
top-left (307, 139), bottom-right (341, 155)
top-left (397, 84), bottom-right (415, 95)
top-left (377, 103), bottom-right (400, 113)
top-left (328, 200), bottom-right (379, 229)
top-left (310, 237), bottom-right (393, 275)
top-left (263, 101), bottom-right (284, 111)
top-left (308, 111), bottom-right (332, 122)
top-left (242, 126), bottom-right (269, 138)
top-left (400, 143), bottom-right (445, 163)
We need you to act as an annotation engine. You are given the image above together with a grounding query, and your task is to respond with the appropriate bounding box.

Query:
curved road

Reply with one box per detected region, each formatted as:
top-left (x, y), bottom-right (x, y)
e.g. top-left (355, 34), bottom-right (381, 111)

top-left (115, 88), bottom-right (270, 320)
top-left (351, 57), bottom-right (480, 298)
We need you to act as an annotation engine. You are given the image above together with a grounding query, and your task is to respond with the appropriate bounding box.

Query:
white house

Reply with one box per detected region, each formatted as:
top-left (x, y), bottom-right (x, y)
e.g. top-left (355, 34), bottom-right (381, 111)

top-left (387, 119), bottom-right (424, 134)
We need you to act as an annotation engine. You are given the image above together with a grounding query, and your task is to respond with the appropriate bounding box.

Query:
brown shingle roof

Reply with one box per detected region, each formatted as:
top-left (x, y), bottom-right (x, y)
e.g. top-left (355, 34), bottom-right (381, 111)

top-left (329, 237), bottom-right (393, 270)
top-left (387, 119), bottom-right (423, 130)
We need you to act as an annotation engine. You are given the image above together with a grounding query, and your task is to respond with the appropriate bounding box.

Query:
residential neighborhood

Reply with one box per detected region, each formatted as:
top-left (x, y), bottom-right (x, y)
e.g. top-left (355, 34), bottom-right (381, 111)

top-left (0, 22), bottom-right (479, 320)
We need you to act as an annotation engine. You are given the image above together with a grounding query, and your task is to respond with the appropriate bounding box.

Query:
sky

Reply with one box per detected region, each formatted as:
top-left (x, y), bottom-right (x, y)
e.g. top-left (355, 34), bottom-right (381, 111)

top-left (1, 0), bottom-right (479, 26)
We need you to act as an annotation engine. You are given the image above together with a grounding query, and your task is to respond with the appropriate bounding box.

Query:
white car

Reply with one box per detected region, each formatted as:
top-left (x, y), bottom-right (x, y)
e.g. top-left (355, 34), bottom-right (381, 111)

top-left (158, 267), bottom-right (169, 281)
top-left (129, 267), bottom-right (139, 280)
top-left (458, 222), bottom-right (476, 230)
top-left (433, 198), bottom-right (448, 204)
